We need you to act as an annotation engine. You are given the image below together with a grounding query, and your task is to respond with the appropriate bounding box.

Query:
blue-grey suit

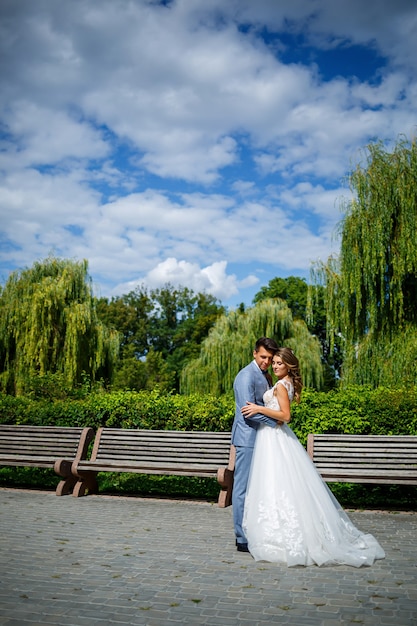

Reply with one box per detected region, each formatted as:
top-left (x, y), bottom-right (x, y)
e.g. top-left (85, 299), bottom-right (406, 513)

top-left (232, 360), bottom-right (277, 545)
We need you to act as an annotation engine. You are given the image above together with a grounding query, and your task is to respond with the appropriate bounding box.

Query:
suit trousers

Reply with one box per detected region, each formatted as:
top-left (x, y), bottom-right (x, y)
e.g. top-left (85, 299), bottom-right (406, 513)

top-left (232, 445), bottom-right (254, 544)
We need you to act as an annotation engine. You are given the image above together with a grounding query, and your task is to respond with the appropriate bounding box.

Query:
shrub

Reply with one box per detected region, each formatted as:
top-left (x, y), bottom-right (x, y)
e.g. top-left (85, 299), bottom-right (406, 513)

top-left (1, 385), bottom-right (416, 437)
top-left (1, 386), bottom-right (416, 508)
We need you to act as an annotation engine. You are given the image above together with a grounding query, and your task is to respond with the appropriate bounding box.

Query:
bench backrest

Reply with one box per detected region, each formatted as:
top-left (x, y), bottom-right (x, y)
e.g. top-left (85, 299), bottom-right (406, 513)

top-left (307, 434), bottom-right (417, 484)
top-left (90, 428), bottom-right (232, 475)
top-left (0, 425), bottom-right (94, 464)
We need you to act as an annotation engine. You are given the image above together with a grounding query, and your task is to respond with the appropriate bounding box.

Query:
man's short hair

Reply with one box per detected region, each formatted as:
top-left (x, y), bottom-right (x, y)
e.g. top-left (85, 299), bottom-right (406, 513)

top-left (254, 337), bottom-right (279, 353)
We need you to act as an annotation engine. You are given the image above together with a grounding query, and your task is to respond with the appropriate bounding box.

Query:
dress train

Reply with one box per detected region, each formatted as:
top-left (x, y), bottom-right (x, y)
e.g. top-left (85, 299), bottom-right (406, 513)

top-left (242, 382), bottom-right (385, 567)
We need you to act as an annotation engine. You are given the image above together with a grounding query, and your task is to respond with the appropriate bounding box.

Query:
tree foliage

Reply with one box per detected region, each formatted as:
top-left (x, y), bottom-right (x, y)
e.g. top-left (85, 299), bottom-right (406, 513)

top-left (96, 288), bottom-right (152, 361)
top-left (311, 137), bottom-right (417, 386)
top-left (180, 298), bottom-right (323, 395)
top-left (253, 276), bottom-right (311, 320)
top-left (0, 257), bottom-right (119, 395)
top-left (96, 285), bottom-right (225, 392)
top-left (253, 275), bottom-right (341, 388)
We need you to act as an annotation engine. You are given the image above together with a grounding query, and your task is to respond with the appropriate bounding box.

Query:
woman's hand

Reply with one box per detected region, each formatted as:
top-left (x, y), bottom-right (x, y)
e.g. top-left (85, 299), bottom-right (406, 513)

top-left (241, 401), bottom-right (262, 418)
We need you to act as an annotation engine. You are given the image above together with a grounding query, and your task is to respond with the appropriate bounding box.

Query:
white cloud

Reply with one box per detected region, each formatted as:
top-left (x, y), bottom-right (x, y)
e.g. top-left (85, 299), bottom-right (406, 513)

top-left (111, 258), bottom-right (255, 302)
top-left (0, 0), bottom-right (416, 305)
top-left (1, 102), bottom-right (109, 168)
top-left (139, 135), bottom-right (238, 184)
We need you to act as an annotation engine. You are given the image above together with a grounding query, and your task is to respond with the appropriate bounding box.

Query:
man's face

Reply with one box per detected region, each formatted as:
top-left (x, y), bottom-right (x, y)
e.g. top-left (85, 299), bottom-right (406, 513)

top-left (253, 347), bottom-right (274, 372)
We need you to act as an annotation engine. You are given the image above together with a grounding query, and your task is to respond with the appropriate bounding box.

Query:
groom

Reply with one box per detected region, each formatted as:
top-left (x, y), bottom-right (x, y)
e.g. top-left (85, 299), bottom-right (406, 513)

top-left (232, 336), bottom-right (279, 552)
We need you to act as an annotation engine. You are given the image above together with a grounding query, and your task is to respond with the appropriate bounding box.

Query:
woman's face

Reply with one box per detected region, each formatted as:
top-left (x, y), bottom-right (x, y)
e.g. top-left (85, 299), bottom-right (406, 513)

top-left (272, 355), bottom-right (289, 379)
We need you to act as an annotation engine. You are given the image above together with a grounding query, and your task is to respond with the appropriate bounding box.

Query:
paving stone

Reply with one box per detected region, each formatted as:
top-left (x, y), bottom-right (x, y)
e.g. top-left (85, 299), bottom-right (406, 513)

top-left (0, 488), bottom-right (416, 625)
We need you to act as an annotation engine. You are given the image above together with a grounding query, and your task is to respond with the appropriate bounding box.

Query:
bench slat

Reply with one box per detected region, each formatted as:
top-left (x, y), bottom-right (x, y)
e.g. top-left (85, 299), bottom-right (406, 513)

top-left (77, 460), bottom-right (222, 470)
top-left (312, 445), bottom-right (417, 451)
top-left (313, 467), bottom-right (417, 476)
top-left (0, 425), bottom-right (95, 495)
top-left (0, 443), bottom-right (85, 451)
top-left (307, 433), bottom-right (417, 485)
top-left (97, 429), bottom-right (229, 439)
top-left (71, 428), bottom-right (234, 504)
top-left (94, 452), bottom-right (229, 462)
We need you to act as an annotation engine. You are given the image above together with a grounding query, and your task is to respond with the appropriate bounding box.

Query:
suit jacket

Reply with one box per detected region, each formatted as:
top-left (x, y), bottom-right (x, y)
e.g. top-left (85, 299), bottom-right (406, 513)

top-left (231, 359), bottom-right (277, 447)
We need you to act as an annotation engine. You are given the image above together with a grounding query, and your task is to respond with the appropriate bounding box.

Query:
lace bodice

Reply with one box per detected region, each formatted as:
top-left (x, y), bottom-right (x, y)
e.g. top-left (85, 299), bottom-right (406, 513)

top-left (263, 378), bottom-right (294, 409)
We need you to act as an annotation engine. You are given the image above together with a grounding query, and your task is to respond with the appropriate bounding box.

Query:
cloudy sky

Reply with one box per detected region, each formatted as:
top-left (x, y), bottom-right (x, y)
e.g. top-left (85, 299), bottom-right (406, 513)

top-left (1, 0), bottom-right (416, 308)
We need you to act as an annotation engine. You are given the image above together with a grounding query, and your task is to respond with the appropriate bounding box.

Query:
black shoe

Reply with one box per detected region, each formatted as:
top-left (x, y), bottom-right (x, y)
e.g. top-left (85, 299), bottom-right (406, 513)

top-left (236, 542), bottom-right (250, 552)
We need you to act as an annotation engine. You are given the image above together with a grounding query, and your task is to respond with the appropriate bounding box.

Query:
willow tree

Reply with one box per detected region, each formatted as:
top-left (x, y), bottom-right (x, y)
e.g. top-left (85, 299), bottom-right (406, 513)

top-left (311, 137), bottom-right (417, 386)
top-left (0, 256), bottom-right (119, 395)
top-left (180, 298), bottom-right (323, 395)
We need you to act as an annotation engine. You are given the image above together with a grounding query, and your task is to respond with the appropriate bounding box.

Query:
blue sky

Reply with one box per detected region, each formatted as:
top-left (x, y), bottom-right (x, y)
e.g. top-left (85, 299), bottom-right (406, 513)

top-left (1, 0), bottom-right (416, 309)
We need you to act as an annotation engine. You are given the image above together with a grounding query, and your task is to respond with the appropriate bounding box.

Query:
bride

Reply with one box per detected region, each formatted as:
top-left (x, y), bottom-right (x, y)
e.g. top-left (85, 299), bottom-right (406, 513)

top-left (241, 347), bottom-right (385, 567)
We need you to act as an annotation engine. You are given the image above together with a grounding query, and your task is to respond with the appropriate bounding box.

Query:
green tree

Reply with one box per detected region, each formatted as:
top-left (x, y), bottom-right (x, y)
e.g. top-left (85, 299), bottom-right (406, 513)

top-left (97, 285), bottom-right (225, 392)
top-left (254, 276), bottom-right (310, 320)
top-left (112, 347), bottom-right (171, 392)
top-left (150, 288), bottom-right (225, 383)
top-left (180, 298), bottom-right (323, 395)
top-left (311, 137), bottom-right (417, 386)
top-left (0, 256), bottom-right (119, 395)
top-left (254, 276), bottom-right (341, 388)
top-left (95, 287), bottom-right (152, 360)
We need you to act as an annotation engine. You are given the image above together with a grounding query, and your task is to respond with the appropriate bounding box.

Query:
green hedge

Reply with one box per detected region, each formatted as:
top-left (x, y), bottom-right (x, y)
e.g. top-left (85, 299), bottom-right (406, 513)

top-left (2, 386), bottom-right (416, 437)
top-left (290, 385), bottom-right (417, 445)
top-left (0, 388), bottom-right (234, 431)
top-left (1, 386), bottom-right (416, 508)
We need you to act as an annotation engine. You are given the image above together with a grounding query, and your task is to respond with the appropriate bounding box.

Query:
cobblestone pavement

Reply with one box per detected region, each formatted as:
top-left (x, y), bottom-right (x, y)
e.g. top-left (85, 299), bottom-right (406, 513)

top-left (0, 488), bottom-right (416, 625)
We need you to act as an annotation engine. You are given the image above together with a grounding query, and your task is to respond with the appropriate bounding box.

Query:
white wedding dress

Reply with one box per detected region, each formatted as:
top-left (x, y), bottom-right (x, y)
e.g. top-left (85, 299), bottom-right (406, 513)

top-left (242, 379), bottom-right (385, 567)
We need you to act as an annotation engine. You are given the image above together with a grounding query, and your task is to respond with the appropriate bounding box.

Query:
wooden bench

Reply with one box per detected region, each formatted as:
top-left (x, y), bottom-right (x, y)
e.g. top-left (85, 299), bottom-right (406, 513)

top-left (0, 425), bottom-right (95, 495)
top-left (71, 428), bottom-right (235, 506)
top-left (307, 434), bottom-right (417, 485)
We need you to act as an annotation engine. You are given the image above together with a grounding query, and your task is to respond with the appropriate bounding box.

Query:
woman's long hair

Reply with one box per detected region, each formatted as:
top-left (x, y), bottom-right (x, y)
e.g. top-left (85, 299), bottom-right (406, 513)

top-left (276, 347), bottom-right (303, 403)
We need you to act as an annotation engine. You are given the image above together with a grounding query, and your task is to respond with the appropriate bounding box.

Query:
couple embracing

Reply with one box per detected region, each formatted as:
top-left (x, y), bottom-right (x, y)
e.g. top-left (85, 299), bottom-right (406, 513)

top-left (231, 337), bottom-right (385, 568)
